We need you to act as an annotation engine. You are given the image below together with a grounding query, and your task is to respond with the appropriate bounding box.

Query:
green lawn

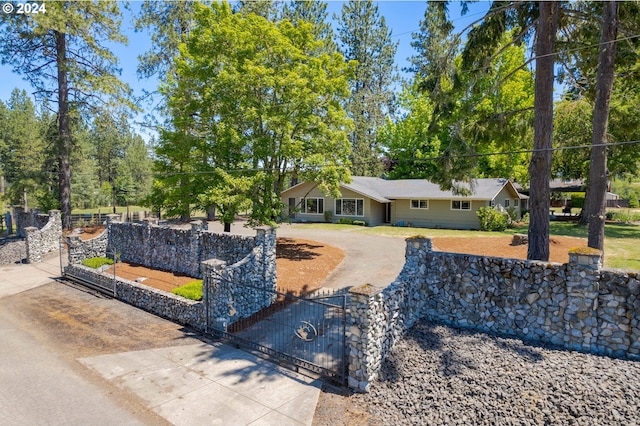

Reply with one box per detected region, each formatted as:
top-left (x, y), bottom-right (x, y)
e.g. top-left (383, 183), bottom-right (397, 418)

top-left (72, 205), bottom-right (149, 215)
top-left (288, 221), bottom-right (640, 271)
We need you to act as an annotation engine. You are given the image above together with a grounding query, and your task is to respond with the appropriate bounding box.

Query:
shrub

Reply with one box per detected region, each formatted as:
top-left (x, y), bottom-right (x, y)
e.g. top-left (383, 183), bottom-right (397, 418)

top-left (629, 192), bottom-right (639, 208)
top-left (353, 220), bottom-right (367, 226)
top-left (172, 280), bottom-right (203, 301)
top-left (81, 257), bottom-right (114, 269)
top-left (477, 207), bottom-right (509, 231)
top-left (570, 193), bottom-right (585, 209)
top-left (323, 210), bottom-right (333, 223)
top-left (338, 218), bottom-right (355, 225)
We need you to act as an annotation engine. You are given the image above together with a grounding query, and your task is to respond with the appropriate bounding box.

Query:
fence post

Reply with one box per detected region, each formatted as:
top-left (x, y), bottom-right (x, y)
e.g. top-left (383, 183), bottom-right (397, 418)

top-left (348, 284), bottom-right (383, 393)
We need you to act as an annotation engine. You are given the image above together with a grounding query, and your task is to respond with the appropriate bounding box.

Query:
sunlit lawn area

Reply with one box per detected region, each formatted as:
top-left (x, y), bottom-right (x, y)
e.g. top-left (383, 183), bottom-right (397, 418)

top-left (291, 221), bottom-right (640, 271)
top-left (72, 205), bottom-right (149, 215)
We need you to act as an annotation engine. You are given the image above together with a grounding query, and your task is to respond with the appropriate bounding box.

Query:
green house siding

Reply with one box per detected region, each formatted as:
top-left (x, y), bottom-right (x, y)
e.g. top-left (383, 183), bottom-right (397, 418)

top-left (281, 184), bottom-right (387, 225)
top-left (392, 199), bottom-right (482, 229)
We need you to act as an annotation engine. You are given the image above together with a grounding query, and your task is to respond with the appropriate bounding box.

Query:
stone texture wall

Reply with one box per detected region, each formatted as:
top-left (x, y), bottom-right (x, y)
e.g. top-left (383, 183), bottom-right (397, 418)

top-left (0, 238), bottom-right (25, 265)
top-left (67, 228), bottom-right (109, 264)
top-left (348, 238), bottom-right (640, 392)
top-left (106, 218), bottom-right (258, 278)
top-left (13, 207), bottom-right (49, 237)
top-left (203, 227), bottom-right (278, 329)
top-left (24, 210), bottom-right (62, 263)
top-left (65, 220), bottom-right (277, 334)
top-left (65, 264), bottom-right (205, 329)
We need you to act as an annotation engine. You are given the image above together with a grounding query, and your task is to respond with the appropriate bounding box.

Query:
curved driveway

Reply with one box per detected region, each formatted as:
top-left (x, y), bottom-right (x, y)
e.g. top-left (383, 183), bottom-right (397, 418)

top-left (210, 221), bottom-right (407, 291)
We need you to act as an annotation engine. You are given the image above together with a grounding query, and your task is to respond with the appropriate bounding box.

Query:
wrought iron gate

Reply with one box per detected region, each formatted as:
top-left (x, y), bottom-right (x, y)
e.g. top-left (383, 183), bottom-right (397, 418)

top-left (211, 285), bottom-right (348, 385)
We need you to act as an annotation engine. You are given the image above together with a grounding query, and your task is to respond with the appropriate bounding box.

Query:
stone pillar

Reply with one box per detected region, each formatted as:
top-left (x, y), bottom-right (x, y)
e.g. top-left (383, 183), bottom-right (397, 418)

top-left (348, 284), bottom-right (383, 393)
top-left (564, 248), bottom-right (602, 352)
top-left (255, 227), bottom-right (277, 294)
top-left (24, 226), bottom-right (41, 263)
top-left (4, 212), bottom-right (12, 236)
top-left (66, 234), bottom-right (83, 265)
top-left (202, 258), bottom-right (229, 333)
top-left (190, 221), bottom-right (204, 277)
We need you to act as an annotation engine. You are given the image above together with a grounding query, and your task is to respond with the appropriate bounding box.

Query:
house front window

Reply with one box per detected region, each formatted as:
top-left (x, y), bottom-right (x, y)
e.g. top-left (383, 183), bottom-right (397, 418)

top-left (504, 199), bottom-right (510, 208)
top-left (451, 200), bottom-right (471, 210)
top-left (410, 199), bottom-right (429, 209)
top-left (514, 199), bottom-right (519, 207)
top-left (335, 198), bottom-right (364, 216)
top-left (303, 198), bottom-right (324, 214)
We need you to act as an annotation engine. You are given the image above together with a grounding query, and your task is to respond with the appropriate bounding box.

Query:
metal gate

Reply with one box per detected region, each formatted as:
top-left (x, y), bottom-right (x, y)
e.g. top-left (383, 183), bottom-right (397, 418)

top-left (212, 285), bottom-right (348, 385)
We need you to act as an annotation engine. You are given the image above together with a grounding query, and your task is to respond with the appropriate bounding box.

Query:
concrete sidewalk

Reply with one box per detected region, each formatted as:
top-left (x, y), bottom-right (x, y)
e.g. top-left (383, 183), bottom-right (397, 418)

top-left (0, 248), bottom-right (65, 298)
top-left (1, 252), bottom-right (322, 425)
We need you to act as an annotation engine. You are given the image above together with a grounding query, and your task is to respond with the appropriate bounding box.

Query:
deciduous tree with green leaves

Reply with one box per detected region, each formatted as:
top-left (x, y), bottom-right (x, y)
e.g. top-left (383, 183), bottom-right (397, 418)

top-left (160, 2), bottom-right (353, 227)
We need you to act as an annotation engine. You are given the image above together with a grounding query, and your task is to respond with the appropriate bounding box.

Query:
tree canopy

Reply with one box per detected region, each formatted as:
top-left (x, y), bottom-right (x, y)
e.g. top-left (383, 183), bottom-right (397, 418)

top-left (152, 1), bottom-right (353, 227)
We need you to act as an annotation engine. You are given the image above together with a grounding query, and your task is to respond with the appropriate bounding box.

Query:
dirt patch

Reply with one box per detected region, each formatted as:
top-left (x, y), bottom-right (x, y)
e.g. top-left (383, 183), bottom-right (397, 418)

top-left (64, 225), bottom-right (106, 241)
top-left (431, 235), bottom-right (587, 264)
top-left (103, 263), bottom-right (197, 293)
top-left (103, 237), bottom-right (345, 296)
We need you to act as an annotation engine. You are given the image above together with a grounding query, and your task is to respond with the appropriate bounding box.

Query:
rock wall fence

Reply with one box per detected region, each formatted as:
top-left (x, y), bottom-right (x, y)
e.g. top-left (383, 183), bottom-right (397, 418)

top-left (105, 217), bottom-right (258, 278)
top-left (348, 237), bottom-right (640, 392)
top-left (64, 218), bottom-right (277, 333)
top-left (13, 207), bottom-right (50, 237)
top-left (202, 227), bottom-right (278, 329)
top-left (24, 210), bottom-right (62, 263)
top-left (64, 263), bottom-right (205, 329)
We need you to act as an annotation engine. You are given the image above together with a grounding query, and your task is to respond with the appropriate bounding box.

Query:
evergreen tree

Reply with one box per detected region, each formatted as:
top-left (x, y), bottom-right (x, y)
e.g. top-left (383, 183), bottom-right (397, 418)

top-left (281, 1), bottom-right (336, 54)
top-left (0, 1), bottom-right (133, 228)
top-left (336, 0), bottom-right (398, 176)
top-left (0, 89), bottom-right (52, 209)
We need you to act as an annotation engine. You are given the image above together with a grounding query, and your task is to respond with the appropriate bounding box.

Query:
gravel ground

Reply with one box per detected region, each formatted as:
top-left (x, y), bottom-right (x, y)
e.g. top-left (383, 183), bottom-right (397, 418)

top-left (354, 320), bottom-right (640, 425)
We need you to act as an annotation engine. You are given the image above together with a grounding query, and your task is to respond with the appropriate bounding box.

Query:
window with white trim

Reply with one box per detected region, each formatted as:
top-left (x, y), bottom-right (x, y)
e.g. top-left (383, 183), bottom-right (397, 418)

top-left (303, 198), bottom-right (324, 214)
top-left (514, 199), bottom-right (519, 207)
top-left (335, 198), bottom-right (364, 216)
top-left (410, 199), bottom-right (429, 209)
top-left (504, 199), bottom-right (510, 208)
top-left (451, 200), bottom-right (471, 210)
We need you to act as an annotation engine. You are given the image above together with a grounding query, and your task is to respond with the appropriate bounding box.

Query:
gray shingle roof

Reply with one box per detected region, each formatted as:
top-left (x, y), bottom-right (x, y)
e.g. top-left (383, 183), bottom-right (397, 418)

top-left (342, 177), bottom-right (517, 202)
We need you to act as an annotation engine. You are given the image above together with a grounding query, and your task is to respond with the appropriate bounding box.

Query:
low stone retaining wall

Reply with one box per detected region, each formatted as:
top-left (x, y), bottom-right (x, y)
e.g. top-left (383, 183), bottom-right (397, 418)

top-left (0, 238), bottom-right (25, 265)
top-left (65, 264), bottom-right (205, 330)
top-left (24, 210), bottom-right (62, 263)
top-left (348, 237), bottom-right (640, 392)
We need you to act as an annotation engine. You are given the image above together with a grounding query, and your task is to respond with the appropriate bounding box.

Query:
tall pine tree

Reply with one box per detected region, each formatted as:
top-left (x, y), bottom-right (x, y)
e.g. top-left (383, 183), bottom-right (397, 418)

top-left (0, 1), bottom-right (133, 228)
top-left (336, 0), bottom-right (398, 176)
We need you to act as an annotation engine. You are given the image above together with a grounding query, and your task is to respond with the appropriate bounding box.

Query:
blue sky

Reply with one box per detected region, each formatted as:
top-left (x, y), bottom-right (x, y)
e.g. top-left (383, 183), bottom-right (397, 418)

top-left (0, 0), bottom-right (490, 134)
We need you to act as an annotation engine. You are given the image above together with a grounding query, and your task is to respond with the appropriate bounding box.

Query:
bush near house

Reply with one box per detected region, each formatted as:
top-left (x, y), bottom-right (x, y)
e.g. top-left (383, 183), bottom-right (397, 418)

top-left (477, 207), bottom-right (509, 231)
top-left (172, 280), bottom-right (203, 301)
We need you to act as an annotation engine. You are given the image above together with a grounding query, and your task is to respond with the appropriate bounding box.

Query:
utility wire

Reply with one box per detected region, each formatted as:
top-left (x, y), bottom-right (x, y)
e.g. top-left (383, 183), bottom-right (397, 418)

top-left (40, 139), bottom-right (640, 179)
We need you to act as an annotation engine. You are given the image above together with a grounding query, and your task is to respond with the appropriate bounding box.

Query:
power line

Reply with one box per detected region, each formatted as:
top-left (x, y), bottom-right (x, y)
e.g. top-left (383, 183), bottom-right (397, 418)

top-left (38, 139), bottom-right (640, 180)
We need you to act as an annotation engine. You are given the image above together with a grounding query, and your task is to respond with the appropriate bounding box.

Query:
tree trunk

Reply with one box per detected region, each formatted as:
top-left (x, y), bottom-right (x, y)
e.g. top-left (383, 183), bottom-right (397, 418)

top-left (207, 205), bottom-right (216, 221)
top-left (527, 1), bottom-right (558, 261)
top-left (586, 1), bottom-right (618, 253)
top-left (224, 222), bottom-right (231, 233)
top-left (55, 31), bottom-right (72, 230)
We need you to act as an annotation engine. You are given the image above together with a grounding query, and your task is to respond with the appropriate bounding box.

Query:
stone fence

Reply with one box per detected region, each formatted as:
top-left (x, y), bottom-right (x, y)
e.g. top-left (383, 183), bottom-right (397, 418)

top-left (65, 263), bottom-right (205, 329)
top-left (24, 210), bottom-right (62, 263)
top-left (64, 219), bottom-right (277, 334)
top-left (13, 207), bottom-right (50, 237)
top-left (348, 237), bottom-right (640, 392)
top-left (203, 227), bottom-right (278, 328)
top-left (105, 217), bottom-right (258, 278)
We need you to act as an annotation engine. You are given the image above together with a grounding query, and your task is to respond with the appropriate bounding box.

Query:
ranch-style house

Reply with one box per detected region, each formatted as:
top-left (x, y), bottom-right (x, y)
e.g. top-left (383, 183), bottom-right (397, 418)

top-left (281, 176), bottom-right (525, 230)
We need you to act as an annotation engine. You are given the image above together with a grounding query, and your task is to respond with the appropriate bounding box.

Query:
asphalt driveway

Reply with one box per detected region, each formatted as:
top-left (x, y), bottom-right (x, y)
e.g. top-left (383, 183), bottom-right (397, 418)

top-left (208, 220), bottom-right (407, 290)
